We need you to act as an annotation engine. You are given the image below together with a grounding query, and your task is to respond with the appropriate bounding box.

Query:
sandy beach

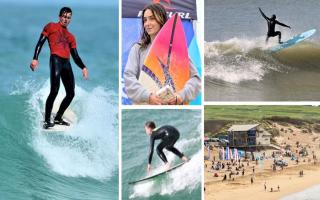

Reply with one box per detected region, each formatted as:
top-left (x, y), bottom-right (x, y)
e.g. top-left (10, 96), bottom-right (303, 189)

top-left (205, 122), bottom-right (320, 200)
top-left (205, 163), bottom-right (320, 200)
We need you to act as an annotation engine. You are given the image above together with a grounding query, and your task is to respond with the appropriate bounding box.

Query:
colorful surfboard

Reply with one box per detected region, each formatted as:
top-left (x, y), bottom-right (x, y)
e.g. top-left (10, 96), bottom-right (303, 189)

top-left (139, 14), bottom-right (190, 102)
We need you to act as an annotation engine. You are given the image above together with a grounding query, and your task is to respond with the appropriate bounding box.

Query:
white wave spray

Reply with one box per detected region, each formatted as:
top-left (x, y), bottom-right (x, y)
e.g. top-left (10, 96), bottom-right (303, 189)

top-left (129, 136), bottom-right (201, 198)
top-left (205, 37), bottom-right (282, 83)
top-left (27, 80), bottom-right (118, 180)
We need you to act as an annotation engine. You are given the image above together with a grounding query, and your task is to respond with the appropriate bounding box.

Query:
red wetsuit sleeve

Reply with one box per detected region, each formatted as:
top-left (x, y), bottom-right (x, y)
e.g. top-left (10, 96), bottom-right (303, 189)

top-left (69, 34), bottom-right (77, 49)
top-left (41, 23), bottom-right (52, 37)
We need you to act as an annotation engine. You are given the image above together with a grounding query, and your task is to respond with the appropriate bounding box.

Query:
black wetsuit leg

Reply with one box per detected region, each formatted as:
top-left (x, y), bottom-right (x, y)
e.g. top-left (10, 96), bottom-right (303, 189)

top-left (267, 31), bottom-right (282, 43)
top-left (156, 130), bottom-right (184, 163)
top-left (166, 146), bottom-right (184, 158)
top-left (45, 55), bottom-right (62, 122)
top-left (165, 133), bottom-right (184, 158)
top-left (45, 55), bottom-right (75, 122)
top-left (156, 140), bottom-right (169, 163)
top-left (55, 59), bottom-right (75, 120)
top-left (275, 31), bottom-right (282, 43)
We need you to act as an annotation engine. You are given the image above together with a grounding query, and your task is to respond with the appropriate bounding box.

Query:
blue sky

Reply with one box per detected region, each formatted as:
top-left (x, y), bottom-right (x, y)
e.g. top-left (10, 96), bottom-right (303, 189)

top-left (0, 0), bottom-right (117, 6)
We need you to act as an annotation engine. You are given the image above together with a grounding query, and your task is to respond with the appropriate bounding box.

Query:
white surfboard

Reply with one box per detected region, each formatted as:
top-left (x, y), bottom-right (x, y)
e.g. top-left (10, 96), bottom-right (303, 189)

top-left (128, 162), bottom-right (185, 185)
top-left (42, 103), bottom-right (77, 132)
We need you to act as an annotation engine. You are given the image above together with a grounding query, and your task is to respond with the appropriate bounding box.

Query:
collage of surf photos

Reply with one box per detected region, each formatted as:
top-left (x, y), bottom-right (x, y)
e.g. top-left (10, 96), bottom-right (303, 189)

top-left (1, 0), bottom-right (320, 199)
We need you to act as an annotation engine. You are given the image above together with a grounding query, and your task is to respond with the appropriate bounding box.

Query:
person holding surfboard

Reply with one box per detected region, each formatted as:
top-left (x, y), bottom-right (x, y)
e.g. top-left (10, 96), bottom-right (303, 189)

top-left (30, 7), bottom-right (88, 129)
top-left (145, 121), bottom-right (188, 172)
top-left (259, 8), bottom-right (291, 44)
top-left (124, 3), bottom-right (201, 105)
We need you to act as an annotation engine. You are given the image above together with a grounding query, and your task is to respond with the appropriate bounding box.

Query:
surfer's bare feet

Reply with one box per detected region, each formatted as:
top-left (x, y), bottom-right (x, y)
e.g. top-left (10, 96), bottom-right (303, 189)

top-left (147, 164), bottom-right (151, 172)
top-left (43, 121), bottom-right (54, 129)
top-left (164, 162), bottom-right (170, 170)
top-left (182, 156), bottom-right (189, 162)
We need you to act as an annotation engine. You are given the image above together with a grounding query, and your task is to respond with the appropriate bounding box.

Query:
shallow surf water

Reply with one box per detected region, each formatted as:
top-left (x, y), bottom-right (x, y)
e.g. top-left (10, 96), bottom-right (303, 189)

top-left (280, 184), bottom-right (320, 200)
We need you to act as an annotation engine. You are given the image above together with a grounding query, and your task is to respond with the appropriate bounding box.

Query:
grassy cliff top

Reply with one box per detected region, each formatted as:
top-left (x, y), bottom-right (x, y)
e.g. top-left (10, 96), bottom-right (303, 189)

top-left (204, 106), bottom-right (320, 136)
top-left (205, 106), bottom-right (320, 121)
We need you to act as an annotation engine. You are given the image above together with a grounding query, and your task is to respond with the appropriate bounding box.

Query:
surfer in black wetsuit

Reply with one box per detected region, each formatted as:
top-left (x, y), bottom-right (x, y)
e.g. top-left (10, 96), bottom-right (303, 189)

top-left (259, 8), bottom-right (291, 44)
top-left (30, 7), bottom-right (88, 129)
top-left (145, 121), bottom-right (188, 172)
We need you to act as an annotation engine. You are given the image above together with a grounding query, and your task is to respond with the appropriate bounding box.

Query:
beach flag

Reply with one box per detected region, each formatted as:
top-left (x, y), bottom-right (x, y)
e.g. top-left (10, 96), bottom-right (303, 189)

top-left (220, 148), bottom-right (225, 160)
top-left (225, 146), bottom-right (230, 160)
top-left (230, 148), bottom-right (233, 160)
top-left (234, 148), bottom-right (239, 161)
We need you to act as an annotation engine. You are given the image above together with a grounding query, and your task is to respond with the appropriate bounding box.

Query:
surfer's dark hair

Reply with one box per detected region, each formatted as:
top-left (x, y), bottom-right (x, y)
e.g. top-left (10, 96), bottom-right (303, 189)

top-left (139, 3), bottom-right (167, 49)
top-left (145, 121), bottom-right (156, 129)
top-left (59, 7), bottom-right (72, 16)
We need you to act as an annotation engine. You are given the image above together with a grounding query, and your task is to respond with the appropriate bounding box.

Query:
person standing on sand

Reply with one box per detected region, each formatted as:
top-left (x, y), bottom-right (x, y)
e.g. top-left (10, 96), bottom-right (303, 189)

top-left (223, 174), bottom-right (227, 181)
top-left (264, 182), bottom-right (267, 191)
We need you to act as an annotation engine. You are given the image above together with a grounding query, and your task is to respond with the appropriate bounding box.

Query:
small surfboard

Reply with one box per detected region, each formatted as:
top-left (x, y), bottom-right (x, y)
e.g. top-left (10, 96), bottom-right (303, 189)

top-left (138, 14), bottom-right (190, 103)
top-left (42, 104), bottom-right (77, 132)
top-left (269, 29), bottom-right (316, 52)
top-left (128, 162), bottom-right (185, 185)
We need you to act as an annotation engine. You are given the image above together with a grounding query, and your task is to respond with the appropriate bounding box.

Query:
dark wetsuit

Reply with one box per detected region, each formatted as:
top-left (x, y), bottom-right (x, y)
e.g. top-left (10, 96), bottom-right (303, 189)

top-left (33, 22), bottom-right (86, 123)
top-left (259, 8), bottom-right (290, 43)
top-left (148, 125), bottom-right (184, 164)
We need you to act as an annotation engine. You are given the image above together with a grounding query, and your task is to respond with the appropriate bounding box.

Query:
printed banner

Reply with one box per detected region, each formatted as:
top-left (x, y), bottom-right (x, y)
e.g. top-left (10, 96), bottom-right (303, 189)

top-left (122, 0), bottom-right (197, 20)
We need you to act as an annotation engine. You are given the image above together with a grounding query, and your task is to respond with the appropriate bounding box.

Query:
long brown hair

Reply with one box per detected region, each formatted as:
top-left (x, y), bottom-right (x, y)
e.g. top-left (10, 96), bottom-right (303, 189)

top-left (139, 3), bottom-right (167, 49)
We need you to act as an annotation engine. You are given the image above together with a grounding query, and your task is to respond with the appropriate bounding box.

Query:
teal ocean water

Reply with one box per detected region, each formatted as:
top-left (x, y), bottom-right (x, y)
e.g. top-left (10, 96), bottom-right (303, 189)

top-left (0, 3), bottom-right (118, 200)
top-left (122, 109), bottom-right (202, 200)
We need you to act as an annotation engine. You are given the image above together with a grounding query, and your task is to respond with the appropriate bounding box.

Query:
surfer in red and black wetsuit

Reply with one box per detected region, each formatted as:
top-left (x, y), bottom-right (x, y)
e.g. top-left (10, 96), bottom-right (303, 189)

top-left (259, 8), bottom-right (291, 44)
top-left (145, 121), bottom-right (188, 172)
top-left (30, 7), bottom-right (88, 129)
